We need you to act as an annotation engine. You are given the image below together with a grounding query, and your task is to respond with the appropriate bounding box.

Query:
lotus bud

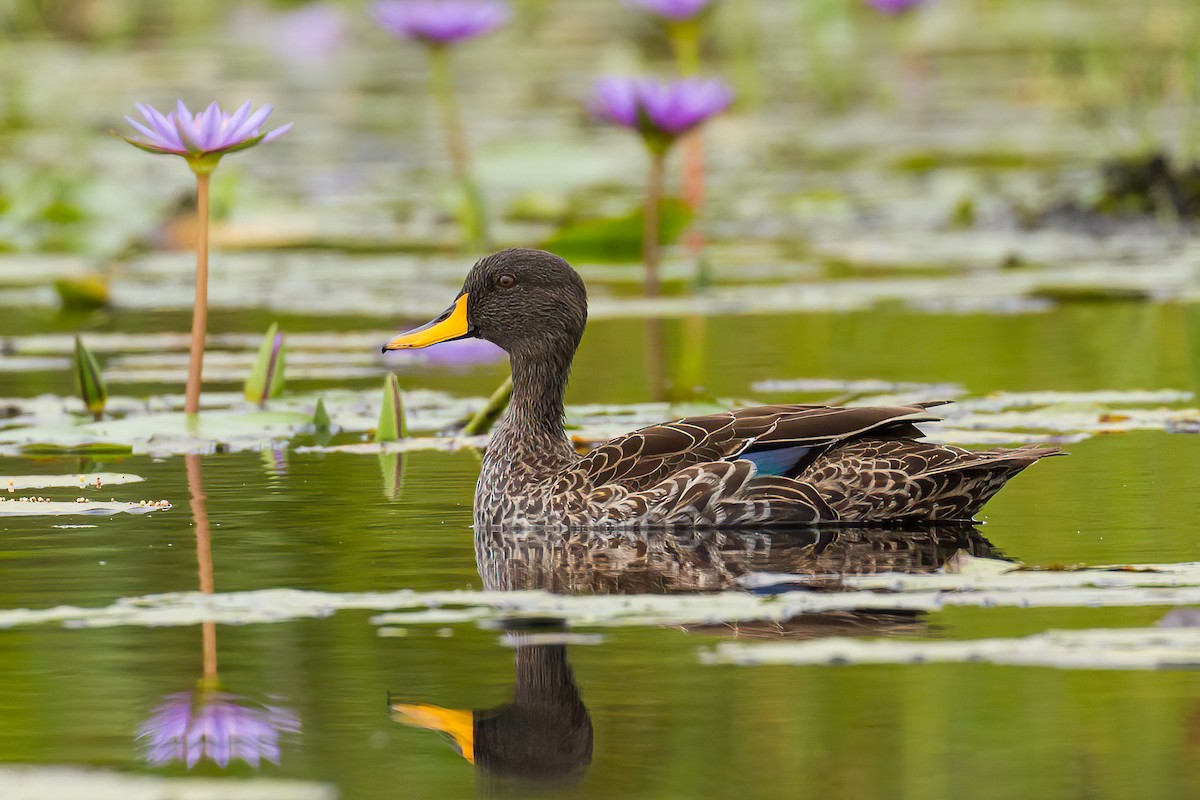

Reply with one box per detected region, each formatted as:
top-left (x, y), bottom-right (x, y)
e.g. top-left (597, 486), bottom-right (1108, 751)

top-left (376, 373), bottom-right (407, 443)
top-left (73, 336), bottom-right (107, 421)
top-left (313, 397), bottom-right (331, 433)
top-left (244, 323), bottom-right (286, 407)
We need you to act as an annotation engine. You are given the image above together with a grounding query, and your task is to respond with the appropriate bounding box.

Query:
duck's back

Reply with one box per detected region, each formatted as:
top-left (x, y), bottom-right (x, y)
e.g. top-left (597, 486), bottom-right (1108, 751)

top-left (476, 402), bottom-right (1061, 528)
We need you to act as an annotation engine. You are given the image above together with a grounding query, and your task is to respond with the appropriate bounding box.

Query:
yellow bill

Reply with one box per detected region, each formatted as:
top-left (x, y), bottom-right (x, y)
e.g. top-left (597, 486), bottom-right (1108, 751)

top-left (391, 702), bottom-right (475, 764)
top-left (383, 294), bottom-right (470, 351)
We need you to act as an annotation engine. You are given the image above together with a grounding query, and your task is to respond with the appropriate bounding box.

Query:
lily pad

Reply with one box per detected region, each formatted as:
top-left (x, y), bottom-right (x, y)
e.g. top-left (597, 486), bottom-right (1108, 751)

top-left (1, 472), bottom-right (144, 491)
top-left (703, 627), bottom-right (1200, 670)
top-left (0, 766), bottom-right (335, 800)
top-left (8, 556), bottom-right (1200, 630)
top-left (0, 410), bottom-right (311, 457)
top-left (0, 497), bottom-right (170, 516)
top-left (540, 199), bottom-right (693, 263)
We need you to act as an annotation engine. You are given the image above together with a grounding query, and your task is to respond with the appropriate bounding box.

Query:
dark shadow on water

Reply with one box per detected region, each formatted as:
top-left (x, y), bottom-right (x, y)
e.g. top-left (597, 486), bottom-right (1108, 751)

top-left (391, 524), bottom-right (1005, 795)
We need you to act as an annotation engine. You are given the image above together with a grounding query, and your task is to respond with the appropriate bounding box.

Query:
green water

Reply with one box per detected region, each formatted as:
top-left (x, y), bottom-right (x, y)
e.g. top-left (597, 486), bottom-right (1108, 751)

top-left (3, 304), bottom-right (1200, 799)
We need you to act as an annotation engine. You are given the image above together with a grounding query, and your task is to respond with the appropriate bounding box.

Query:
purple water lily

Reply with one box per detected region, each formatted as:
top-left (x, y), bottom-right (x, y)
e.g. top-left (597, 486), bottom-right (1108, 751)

top-left (591, 76), bottom-right (733, 147)
top-left (420, 336), bottom-right (505, 366)
top-left (590, 76), bottom-right (733, 297)
top-left (372, 0), bottom-right (509, 45)
top-left (123, 100), bottom-right (292, 171)
top-left (625, 0), bottom-right (712, 21)
top-left (123, 100), bottom-right (292, 415)
top-left (275, 3), bottom-right (347, 61)
top-left (868, 0), bottom-right (926, 14)
top-left (139, 690), bottom-right (300, 769)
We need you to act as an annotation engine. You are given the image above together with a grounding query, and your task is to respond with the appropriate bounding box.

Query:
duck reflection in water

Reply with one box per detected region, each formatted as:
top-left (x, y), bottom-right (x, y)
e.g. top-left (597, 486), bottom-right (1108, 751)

top-left (478, 523), bottom-right (1002, 637)
top-left (390, 523), bottom-right (1004, 791)
top-left (391, 624), bottom-right (593, 794)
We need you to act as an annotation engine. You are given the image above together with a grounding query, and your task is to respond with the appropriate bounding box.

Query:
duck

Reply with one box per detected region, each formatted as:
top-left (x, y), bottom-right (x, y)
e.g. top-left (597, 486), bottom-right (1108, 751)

top-left (383, 248), bottom-right (1062, 528)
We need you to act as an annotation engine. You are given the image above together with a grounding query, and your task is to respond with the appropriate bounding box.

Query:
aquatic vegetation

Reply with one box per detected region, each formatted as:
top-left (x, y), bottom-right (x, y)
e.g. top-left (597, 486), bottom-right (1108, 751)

top-left (591, 77), bottom-right (734, 147)
top-left (2, 473), bottom-right (143, 491)
top-left (373, 0), bottom-right (509, 251)
top-left (375, 373), bottom-right (408, 442)
top-left (866, 0), bottom-right (926, 15)
top-left (461, 374), bottom-right (512, 435)
top-left (243, 323), bottom-right (287, 407)
top-left (419, 336), bottom-right (506, 366)
top-left (271, 3), bottom-right (347, 64)
top-left (139, 689), bottom-right (300, 769)
top-left (312, 397), bottom-right (332, 434)
top-left (705, 627), bottom-right (1200, 670)
top-left (121, 101), bottom-right (292, 168)
top-left (0, 767), bottom-right (334, 799)
top-left (0, 497), bottom-right (170, 516)
top-left (122, 101), bottom-right (291, 416)
top-left (626, 0), bottom-right (715, 242)
top-left (72, 336), bottom-right (107, 421)
top-left (53, 275), bottom-right (109, 311)
top-left (590, 77), bottom-right (733, 295)
top-left (0, 383), bottom-right (1194, 457)
top-left (10, 553), bottom-right (1200, 629)
top-left (625, 0), bottom-right (712, 22)
top-left (373, 0), bottom-right (509, 44)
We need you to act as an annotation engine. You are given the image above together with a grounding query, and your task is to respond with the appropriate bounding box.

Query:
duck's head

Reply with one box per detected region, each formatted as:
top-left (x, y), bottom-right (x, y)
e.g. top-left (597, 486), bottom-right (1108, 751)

top-left (382, 249), bottom-right (588, 358)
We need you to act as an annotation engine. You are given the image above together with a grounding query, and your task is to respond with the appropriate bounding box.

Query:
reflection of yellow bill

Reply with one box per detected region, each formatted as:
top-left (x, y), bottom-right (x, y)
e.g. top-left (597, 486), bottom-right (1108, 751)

top-left (391, 703), bottom-right (475, 764)
top-left (383, 294), bottom-right (470, 351)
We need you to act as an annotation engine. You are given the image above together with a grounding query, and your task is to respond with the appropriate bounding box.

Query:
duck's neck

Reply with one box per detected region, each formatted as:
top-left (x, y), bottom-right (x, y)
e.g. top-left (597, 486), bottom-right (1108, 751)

top-left (488, 344), bottom-right (576, 469)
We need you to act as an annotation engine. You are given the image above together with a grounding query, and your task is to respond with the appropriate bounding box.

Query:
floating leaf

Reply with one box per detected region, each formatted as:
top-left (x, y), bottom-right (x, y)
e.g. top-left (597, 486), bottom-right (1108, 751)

top-left (54, 276), bottom-right (109, 311)
top-left (243, 323), bottom-right (286, 407)
top-left (0, 410), bottom-right (310, 457)
top-left (73, 336), bottom-right (107, 422)
top-left (1, 473), bottom-right (143, 492)
top-left (703, 628), bottom-right (1200, 671)
top-left (375, 373), bottom-right (407, 443)
top-left (0, 498), bottom-right (171, 517)
top-left (540, 199), bottom-right (692, 263)
top-left (0, 766), bottom-right (336, 799)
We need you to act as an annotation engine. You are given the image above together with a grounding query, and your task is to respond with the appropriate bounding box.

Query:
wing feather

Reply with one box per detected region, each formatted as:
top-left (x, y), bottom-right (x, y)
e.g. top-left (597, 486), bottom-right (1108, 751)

top-left (575, 403), bottom-right (944, 493)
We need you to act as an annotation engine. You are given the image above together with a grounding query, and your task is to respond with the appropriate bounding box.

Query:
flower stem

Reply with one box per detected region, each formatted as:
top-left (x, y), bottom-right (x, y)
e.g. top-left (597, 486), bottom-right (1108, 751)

top-left (185, 173), bottom-right (210, 416)
top-left (187, 453), bottom-right (217, 682)
top-left (643, 149), bottom-right (666, 298)
top-left (670, 20), bottom-right (706, 251)
top-left (428, 44), bottom-right (490, 252)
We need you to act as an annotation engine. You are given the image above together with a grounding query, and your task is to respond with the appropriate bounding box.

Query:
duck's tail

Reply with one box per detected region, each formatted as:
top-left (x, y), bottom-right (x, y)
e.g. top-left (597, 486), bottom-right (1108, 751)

top-left (920, 443), bottom-right (1065, 519)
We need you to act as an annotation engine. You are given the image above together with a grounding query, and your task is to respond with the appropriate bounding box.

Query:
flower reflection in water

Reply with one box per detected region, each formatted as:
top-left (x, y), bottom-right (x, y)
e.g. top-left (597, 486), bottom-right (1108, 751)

top-left (138, 454), bottom-right (300, 770)
top-left (139, 690), bottom-right (300, 769)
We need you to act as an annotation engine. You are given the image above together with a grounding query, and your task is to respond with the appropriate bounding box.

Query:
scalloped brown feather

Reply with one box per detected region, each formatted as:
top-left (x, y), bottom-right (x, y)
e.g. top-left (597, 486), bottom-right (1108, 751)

top-left (476, 401), bottom-right (1062, 528)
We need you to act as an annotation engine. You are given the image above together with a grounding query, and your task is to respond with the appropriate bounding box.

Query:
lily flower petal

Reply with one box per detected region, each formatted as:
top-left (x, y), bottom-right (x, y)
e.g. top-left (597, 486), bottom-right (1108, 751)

top-left (121, 100), bottom-right (291, 171)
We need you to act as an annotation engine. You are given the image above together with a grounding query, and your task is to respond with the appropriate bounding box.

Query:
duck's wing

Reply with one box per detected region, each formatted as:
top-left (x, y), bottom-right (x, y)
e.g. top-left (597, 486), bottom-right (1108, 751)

top-left (572, 402), bottom-right (946, 493)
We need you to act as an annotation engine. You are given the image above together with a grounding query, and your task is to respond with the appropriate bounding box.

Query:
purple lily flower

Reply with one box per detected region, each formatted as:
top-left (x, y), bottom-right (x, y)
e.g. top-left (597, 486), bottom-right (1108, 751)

top-left (372, 0), bottom-right (509, 45)
top-left (138, 690), bottom-right (300, 769)
top-left (123, 100), bottom-right (292, 172)
top-left (421, 336), bottom-right (505, 366)
top-left (868, 0), bottom-right (926, 14)
top-left (591, 76), bottom-right (733, 148)
top-left (274, 3), bottom-right (347, 61)
top-left (624, 0), bottom-right (712, 22)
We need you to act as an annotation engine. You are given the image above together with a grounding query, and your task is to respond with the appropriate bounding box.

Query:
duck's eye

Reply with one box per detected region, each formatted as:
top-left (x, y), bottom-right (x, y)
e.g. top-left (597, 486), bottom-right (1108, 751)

top-left (497, 274), bottom-right (517, 289)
